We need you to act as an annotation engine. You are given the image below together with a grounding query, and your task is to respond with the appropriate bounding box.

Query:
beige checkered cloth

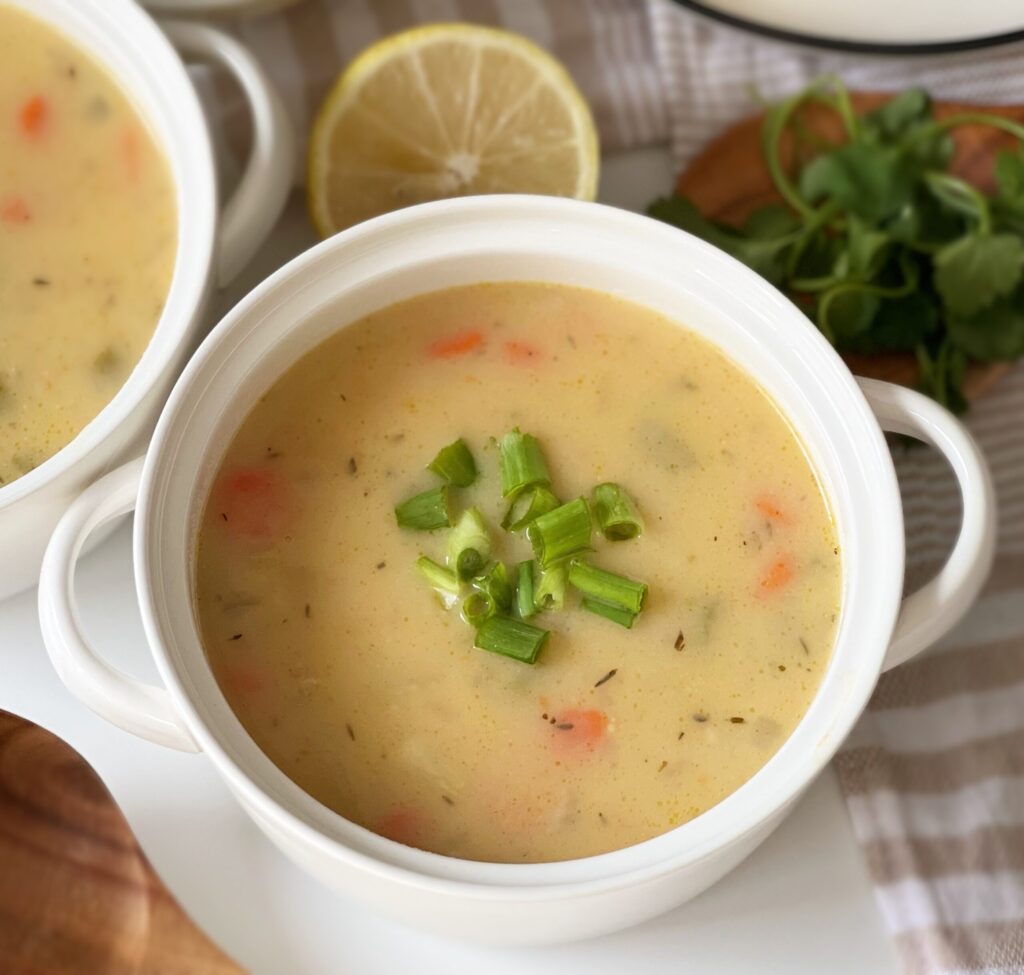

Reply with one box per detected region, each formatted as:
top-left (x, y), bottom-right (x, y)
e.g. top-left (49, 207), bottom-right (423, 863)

top-left (209, 2), bottom-right (1024, 969)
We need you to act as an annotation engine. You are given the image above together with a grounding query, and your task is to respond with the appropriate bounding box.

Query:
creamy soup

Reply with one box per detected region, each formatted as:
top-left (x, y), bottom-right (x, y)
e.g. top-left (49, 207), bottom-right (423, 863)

top-left (195, 283), bottom-right (841, 863)
top-left (0, 6), bottom-right (176, 486)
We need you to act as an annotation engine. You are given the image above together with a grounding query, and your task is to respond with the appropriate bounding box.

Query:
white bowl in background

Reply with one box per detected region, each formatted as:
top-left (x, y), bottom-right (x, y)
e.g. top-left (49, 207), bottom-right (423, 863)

top-left (0, 0), bottom-right (295, 600)
top-left (38, 196), bottom-right (995, 944)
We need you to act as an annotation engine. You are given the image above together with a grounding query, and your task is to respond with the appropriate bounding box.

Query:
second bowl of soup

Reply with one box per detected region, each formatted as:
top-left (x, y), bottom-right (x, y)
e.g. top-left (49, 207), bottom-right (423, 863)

top-left (39, 196), bottom-right (995, 943)
top-left (0, 0), bottom-right (294, 599)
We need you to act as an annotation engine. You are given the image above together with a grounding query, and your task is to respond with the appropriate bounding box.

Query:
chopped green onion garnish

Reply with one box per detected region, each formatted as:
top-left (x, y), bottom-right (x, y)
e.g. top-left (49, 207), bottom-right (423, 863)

top-left (457, 549), bottom-right (485, 579)
top-left (527, 497), bottom-right (591, 567)
top-left (395, 486), bottom-right (452, 530)
top-left (428, 438), bottom-right (477, 487)
top-left (447, 507), bottom-right (491, 580)
top-left (535, 563), bottom-right (567, 611)
top-left (581, 597), bottom-right (638, 628)
top-left (499, 429), bottom-right (551, 499)
top-left (472, 561), bottom-right (513, 612)
top-left (501, 484), bottom-right (560, 532)
top-left (462, 590), bottom-right (497, 627)
top-left (414, 555), bottom-right (461, 609)
top-left (592, 483), bottom-right (645, 541)
top-left (474, 616), bottom-right (549, 664)
top-left (567, 559), bottom-right (647, 614)
top-left (516, 560), bottom-right (537, 619)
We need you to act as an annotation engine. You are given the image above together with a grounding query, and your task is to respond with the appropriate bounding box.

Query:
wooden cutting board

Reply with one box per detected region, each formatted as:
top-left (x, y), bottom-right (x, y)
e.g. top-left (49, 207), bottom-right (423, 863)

top-left (0, 711), bottom-right (243, 975)
top-left (676, 92), bottom-right (1024, 400)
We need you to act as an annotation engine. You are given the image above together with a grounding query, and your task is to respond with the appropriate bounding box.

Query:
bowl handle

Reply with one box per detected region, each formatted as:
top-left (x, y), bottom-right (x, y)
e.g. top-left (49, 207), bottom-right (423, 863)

top-left (38, 459), bottom-right (199, 753)
top-left (858, 378), bottom-right (997, 672)
top-left (161, 21), bottom-right (295, 287)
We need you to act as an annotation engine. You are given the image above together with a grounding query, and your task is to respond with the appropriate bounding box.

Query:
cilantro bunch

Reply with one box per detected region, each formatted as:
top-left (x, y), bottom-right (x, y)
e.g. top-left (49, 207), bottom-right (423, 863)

top-left (648, 77), bottom-right (1024, 411)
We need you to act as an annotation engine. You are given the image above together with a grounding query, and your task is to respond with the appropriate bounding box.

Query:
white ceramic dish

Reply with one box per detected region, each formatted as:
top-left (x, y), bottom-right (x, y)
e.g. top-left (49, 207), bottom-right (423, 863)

top-left (38, 196), bottom-right (995, 945)
top-left (672, 0), bottom-right (1024, 53)
top-left (0, 0), bottom-right (294, 600)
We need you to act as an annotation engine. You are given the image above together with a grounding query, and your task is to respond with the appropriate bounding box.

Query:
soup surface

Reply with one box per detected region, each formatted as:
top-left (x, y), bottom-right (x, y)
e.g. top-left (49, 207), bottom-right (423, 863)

top-left (195, 282), bottom-right (841, 863)
top-left (0, 5), bottom-right (176, 486)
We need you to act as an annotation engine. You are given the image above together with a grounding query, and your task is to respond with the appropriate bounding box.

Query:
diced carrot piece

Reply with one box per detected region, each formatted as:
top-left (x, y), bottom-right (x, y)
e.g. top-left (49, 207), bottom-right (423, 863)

top-left (550, 708), bottom-right (609, 756)
top-left (220, 665), bottom-right (267, 696)
top-left (211, 464), bottom-right (294, 543)
top-left (755, 494), bottom-right (790, 523)
top-left (758, 558), bottom-right (794, 594)
top-left (428, 329), bottom-right (483, 358)
top-left (1, 196), bottom-right (30, 224)
top-left (504, 340), bottom-right (541, 364)
top-left (18, 95), bottom-right (48, 138)
top-left (120, 126), bottom-right (140, 181)
top-left (374, 807), bottom-right (425, 848)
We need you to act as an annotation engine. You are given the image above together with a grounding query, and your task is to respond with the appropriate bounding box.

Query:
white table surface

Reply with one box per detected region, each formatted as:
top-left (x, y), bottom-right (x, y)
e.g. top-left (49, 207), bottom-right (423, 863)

top-left (0, 146), bottom-right (903, 975)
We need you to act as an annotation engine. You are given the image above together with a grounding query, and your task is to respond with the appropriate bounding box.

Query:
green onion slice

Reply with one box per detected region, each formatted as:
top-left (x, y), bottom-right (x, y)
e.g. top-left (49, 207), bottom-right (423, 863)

top-left (472, 561), bottom-right (513, 612)
top-left (395, 486), bottom-right (452, 530)
top-left (499, 429), bottom-right (551, 499)
top-left (461, 590), bottom-right (497, 627)
top-left (516, 560), bottom-right (537, 619)
top-left (581, 597), bottom-right (638, 628)
top-left (428, 438), bottom-right (478, 487)
top-left (567, 560), bottom-right (647, 614)
top-left (535, 563), bottom-right (567, 611)
top-left (592, 483), bottom-right (645, 541)
top-left (456, 549), bottom-right (485, 580)
top-left (474, 616), bottom-right (549, 664)
top-left (501, 484), bottom-right (560, 532)
top-left (527, 497), bottom-right (591, 567)
top-left (414, 555), bottom-right (461, 609)
top-left (447, 507), bottom-right (492, 580)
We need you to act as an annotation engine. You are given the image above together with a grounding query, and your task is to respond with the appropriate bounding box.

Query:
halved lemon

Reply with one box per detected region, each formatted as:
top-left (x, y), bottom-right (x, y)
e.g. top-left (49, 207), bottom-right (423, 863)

top-left (307, 23), bottom-right (599, 237)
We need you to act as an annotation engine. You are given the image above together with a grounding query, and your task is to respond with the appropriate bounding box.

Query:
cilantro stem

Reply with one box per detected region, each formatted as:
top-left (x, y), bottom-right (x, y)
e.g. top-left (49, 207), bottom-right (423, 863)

top-left (817, 253), bottom-right (919, 340)
top-left (930, 113), bottom-right (1024, 146)
top-left (763, 77), bottom-right (856, 220)
top-left (817, 78), bottom-right (859, 140)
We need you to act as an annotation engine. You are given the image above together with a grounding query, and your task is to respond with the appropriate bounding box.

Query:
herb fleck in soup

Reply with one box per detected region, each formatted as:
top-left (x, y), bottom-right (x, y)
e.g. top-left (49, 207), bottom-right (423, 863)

top-left (195, 282), bottom-right (841, 863)
top-left (0, 6), bottom-right (176, 486)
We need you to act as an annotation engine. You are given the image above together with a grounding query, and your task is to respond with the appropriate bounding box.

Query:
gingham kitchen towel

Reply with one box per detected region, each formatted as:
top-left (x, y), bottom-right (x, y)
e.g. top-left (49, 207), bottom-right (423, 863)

top-left (648, 3), bottom-right (1024, 971)
top-left (206, 1), bottom-right (1024, 969)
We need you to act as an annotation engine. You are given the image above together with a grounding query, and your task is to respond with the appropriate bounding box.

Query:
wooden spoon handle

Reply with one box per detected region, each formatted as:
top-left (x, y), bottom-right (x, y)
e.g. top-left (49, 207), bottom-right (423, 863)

top-left (0, 711), bottom-right (243, 974)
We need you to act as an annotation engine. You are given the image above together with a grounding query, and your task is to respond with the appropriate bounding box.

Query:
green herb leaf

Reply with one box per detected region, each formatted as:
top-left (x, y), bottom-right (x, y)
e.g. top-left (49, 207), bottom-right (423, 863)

top-left (842, 291), bottom-right (939, 354)
top-left (862, 89), bottom-right (931, 141)
top-left (842, 218), bottom-right (890, 278)
top-left (934, 233), bottom-right (1024, 317)
top-left (799, 143), bottom-right (914, 223)
top-left (924, 172), bottom-right (991, 229)
top-left (947, 288), bottom-right (1024, 361)
top-left (995, 149), bottom-right (1024, 205)
top-left (820, 288), bottom-right (880, 340)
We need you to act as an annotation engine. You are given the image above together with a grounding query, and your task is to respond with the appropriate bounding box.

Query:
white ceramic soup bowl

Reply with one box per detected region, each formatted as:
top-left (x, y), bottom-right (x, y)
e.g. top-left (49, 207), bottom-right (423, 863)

top-left (0, 0), bottom-right (294, 600)
top-left (39, 196), bottom-right (995, 945)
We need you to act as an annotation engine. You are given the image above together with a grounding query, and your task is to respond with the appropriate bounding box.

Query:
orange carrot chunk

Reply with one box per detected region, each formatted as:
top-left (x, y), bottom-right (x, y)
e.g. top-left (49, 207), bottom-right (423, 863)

top-left (374, 807), bottom-right (425, 847)
top-left (755, 494), bottom-right (790, 523)
top-left (18, 95), bottom-right (48, 139)
top-left (428, 329), bottom-right (483, 358)
top-left (504, 339), bottom-right (541, 364)
top-left (220, 665), bottom-right (267, 696)
top-left (758, 558), bottom-right (794, 594)
top-left (212, 464), bottom-right (294, 543)
top-left (1, 196), bottom-right (30, 224)
top-left (550, 708), bottom-right (609, 755)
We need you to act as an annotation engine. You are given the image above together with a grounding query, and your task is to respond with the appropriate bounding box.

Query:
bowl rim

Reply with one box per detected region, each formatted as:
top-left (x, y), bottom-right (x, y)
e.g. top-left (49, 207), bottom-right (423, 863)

top-left (136, 195), bottom-right (904, 896)
top-left (0, 0), bottom-right (215, 509)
